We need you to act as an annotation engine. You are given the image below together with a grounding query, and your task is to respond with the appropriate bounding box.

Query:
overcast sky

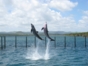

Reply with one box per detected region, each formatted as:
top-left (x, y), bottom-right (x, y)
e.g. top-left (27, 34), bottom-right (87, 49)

top-left (0, 0), bottom-right (88, 32)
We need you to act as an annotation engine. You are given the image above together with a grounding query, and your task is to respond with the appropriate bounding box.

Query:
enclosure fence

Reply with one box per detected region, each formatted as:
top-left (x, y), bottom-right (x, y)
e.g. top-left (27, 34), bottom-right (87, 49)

top-left (0, 35), bottom-right (87, 50)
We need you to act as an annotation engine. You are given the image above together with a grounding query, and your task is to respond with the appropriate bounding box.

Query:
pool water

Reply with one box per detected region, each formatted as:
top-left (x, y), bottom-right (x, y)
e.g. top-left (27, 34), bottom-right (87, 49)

top-left (0, 36), bottom-right (88, 66)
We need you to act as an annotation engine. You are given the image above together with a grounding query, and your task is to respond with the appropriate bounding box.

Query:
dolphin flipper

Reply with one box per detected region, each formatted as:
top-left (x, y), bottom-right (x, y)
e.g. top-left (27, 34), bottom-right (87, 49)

top-left (36, 31), bottom-right (38, 33)
top-left (41, 27), bottom-right (44, 30)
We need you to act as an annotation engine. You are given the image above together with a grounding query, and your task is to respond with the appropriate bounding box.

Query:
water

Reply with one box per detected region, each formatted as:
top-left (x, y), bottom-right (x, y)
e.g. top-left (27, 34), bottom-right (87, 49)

top-left (0, 35), bottom-right (88, 66)
top-left (26, 39), bottom-right (50, 60)
top-left (44, 39), bottom-right (50, 60)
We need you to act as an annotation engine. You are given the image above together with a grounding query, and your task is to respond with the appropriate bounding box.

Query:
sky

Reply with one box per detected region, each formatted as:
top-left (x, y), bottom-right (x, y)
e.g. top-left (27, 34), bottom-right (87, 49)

top-left (0, 0), bottom-right (88, 32)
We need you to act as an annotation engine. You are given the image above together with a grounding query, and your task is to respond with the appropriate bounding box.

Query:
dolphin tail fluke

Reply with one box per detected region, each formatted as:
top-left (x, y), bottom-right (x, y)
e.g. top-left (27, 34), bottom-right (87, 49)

top-left (51, 39), bottom-right (55, 41)
top-left (41, 38), bottom-right (43, 40)
top-left (38, 36), bottom-right (44, 40)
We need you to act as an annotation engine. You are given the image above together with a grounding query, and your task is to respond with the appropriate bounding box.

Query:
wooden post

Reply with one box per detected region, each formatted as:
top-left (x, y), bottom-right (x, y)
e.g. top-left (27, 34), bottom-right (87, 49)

top-left (34, 37), bottom-right (36, 48)
top-left (1, 36), bottom-right (3, 49)
top-left (45, 37), bottom-right (46, 48)
top-left (54, 37), bottom-right (56, 48)
top-left (4, 36), bottom-right (6, 48)
top-left (0, 36), bottom-right (1, 49)
top-left (84, 36), bottom-right (86, 48)
top-left (15, 36), bottom-right (17, 48)
top-left (74, 36), bottom-right (76, 48)
top-left (64, 36), bottom-right (66, 48)
top-left (26, 36), bottom-right (27, 48)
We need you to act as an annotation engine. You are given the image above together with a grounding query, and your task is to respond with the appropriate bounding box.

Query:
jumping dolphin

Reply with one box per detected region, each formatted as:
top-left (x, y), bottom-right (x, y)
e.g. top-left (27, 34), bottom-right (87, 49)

top-left (31, 24), bottom-right (43, 40)
top-left (41, 23), bottom-right (55, 41)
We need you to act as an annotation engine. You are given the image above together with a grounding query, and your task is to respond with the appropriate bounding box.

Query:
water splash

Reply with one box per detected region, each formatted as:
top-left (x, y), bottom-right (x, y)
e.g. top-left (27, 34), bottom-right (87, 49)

top-left (31, 39), bottom-right (42, 60)
top-left (44, 39), bottom-right (50, 60)
top-left (26, 39), bottom-right (42, 60)
top-left (25, 39), bottom-right (51, 60)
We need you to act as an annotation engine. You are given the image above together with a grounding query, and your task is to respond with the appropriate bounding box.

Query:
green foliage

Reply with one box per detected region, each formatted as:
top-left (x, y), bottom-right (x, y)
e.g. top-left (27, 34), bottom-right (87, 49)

top-left (65, 32), bottom-right (88, 37)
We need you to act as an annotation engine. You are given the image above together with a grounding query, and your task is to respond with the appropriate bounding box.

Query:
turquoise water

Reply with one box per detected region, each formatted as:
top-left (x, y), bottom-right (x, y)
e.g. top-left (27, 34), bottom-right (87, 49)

top-left (0, 36), bottom-right (88, 66)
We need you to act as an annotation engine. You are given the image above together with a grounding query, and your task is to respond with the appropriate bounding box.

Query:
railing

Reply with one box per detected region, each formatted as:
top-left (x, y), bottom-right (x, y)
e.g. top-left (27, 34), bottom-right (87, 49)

top-left (0, 35), bottom-right (87, 50)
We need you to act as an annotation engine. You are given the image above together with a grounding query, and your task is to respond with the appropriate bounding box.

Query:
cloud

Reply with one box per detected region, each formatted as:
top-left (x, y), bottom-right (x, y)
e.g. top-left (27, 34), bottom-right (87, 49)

top-left (83, 11), bottom-right (88, 15)
top-left (77, 10), bottom-right (88, 32)
top-left (1, 0), bottom-right (88, 32)
top-left (48, 0), bottom-right (78, 11)
top-left (3, 0), bottom-right (13, 13)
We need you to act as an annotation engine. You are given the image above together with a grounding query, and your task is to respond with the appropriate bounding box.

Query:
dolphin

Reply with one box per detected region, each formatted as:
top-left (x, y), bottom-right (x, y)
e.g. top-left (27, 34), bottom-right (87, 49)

top-left (41, 23), bottom-right (55, 41)
top-left (31, 24), bottom-right (43, 40)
